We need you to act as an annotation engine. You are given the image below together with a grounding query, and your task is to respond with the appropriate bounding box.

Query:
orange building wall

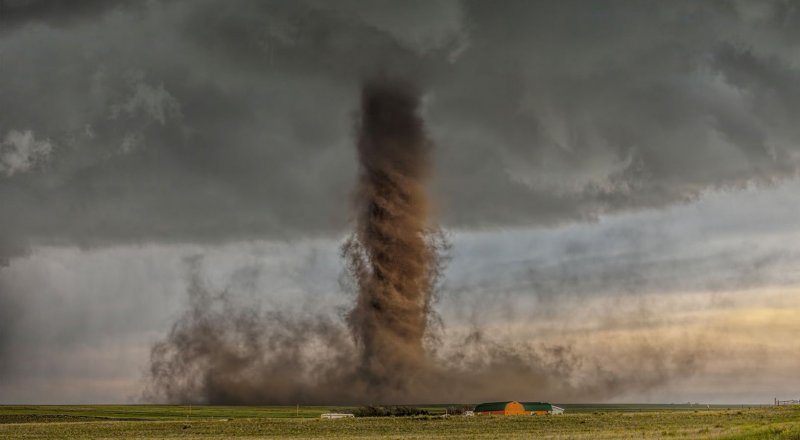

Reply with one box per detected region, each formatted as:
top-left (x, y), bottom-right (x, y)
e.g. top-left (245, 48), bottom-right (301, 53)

top-left (504, 401), bottom-right (527, 415)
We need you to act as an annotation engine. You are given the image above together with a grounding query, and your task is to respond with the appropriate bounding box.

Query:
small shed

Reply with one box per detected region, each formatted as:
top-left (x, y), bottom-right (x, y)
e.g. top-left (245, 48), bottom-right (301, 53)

top-left (320, 413), bottom-right (355, 419)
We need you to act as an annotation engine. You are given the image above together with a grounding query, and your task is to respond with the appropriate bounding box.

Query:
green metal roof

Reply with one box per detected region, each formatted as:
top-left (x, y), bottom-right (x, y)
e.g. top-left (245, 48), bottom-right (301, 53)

top-left (474, 401), bottom-right (513, 412)
top-left (522, 402), bottom-right (553, 411)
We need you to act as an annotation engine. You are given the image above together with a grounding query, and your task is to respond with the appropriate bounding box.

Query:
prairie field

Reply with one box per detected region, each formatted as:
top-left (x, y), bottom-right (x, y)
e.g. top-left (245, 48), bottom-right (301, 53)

top-left (1, 404), bottom-right (799, 439)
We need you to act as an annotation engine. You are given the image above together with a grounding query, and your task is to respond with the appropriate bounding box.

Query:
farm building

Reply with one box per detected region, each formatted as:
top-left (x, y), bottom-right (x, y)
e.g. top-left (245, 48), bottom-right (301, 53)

top-left (474, 401), bottom-right (564, 416)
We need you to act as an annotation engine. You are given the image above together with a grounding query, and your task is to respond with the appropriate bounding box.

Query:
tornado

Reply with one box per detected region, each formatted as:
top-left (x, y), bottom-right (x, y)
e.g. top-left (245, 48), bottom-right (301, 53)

top-left (343, 78), bottom-right (439, 392)
top-left (144, 79), bottom-right (703, 405)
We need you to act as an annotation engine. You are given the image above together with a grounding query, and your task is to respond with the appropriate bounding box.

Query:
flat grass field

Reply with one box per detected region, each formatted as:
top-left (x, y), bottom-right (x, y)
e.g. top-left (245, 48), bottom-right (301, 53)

top-left (1, 404), bottom-right (799, 439)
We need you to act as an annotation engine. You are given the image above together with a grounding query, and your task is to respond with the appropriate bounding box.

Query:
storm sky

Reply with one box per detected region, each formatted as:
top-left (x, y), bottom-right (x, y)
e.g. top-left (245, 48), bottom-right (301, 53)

top-left (1, 0), bottom-right (800, 404)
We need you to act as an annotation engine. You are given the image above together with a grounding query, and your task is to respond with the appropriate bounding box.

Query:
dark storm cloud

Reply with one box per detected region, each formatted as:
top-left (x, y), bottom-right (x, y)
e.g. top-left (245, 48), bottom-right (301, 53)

top-left (0, 0), bottom-right (138, 32)
top-left (0, 0), bottom-right (460, 264)
top-left (2, 0), bottom-right (800, 256)
top-left (428, 0), bottom-right (800, 227)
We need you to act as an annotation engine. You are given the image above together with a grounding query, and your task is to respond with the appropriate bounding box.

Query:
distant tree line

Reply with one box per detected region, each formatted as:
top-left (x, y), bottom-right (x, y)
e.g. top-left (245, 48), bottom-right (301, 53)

top-left (347, 406), bottom-right (430, 417)
top-left (445, 405), bottom-right (473, 415)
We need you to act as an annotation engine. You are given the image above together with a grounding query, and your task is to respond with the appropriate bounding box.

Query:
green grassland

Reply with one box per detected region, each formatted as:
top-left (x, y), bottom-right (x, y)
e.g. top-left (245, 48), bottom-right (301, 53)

top-left (1, 404), bottom-right (798, 439)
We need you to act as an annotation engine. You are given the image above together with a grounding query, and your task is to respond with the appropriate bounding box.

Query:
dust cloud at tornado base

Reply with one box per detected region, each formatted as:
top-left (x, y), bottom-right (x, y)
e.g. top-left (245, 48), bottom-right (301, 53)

top-left (145, 79), bottom-right (709, 404)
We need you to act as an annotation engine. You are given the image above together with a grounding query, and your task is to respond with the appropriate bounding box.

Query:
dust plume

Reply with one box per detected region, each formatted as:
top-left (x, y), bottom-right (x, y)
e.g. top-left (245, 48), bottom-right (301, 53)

top-left (343, 78), bottom-right (443, 393)
top-left (144, 256), bottom-right (362, 404)
top-left (146, 79), bottom-right (445, 403)
top-left (145, 78), bottom-right (706, 404)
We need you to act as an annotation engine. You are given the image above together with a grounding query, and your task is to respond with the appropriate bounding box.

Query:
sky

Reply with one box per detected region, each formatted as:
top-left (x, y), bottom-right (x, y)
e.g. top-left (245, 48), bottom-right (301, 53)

top-left (1, 0), bottom-right (800, 404)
